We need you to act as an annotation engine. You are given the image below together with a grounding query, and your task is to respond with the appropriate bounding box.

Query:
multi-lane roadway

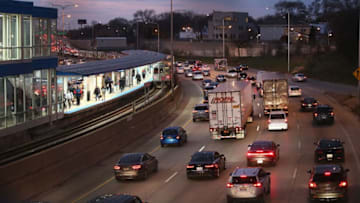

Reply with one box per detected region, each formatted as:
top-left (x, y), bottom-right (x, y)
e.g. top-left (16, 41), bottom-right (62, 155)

top-left (35, 67), bottom-right (360, 203)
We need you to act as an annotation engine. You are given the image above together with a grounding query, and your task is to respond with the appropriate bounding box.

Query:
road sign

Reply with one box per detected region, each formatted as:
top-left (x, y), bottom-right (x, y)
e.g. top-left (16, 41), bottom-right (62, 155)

top-left (353, 67), bottom-right (360, 81)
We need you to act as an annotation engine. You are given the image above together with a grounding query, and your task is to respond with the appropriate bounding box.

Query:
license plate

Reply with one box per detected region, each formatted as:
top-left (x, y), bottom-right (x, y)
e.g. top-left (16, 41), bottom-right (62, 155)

top-left (224, 130), bottom-right (229, 133)
top-left (257, 159), bottom-right (263, 164)
top-left (308, 104), bottom-right (312, 107)
top-left (196, 167), bottom-right (203, 171)
top-left (123, 168), bottom-right (129, 171)
top-left (167, 136), bottom-right (172, 139)
top-left (239, 188), bottom-right (247, 191)
top-left (326, 154), bottom-right (333, 159)
top-left (321, 115), bottom-right (327, 119)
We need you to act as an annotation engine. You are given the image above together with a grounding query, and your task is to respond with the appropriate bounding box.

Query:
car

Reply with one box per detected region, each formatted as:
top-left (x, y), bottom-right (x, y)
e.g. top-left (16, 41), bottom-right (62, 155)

top-left (87, 194), bottom-right (145, 203)
top-left (160, 126), bottom-right (187, 147)
top-left (186, 151), bottom-right (226, 179)
top-left (202, 79), bottom-right (212, 87)
top-left (192, 71), bottom-right (204, 80)
top-left (216, 74), bottom-right (226, 82)
top-left (203, 70), bottom-right (210, 76)
top-left (183, 64), bottom-right (191, 71)
top-left (176, 61), bottom-right (183, 67)
top-left (247, 76), bottom-right (256, 85)
top-left (240, 64), bottom-right (249, 71)
top-left (288, 85), bottom-right (302, 97)
top-left (226, 69), bottom-right (238, 78)
top-left (192, 104), bottom-right (209, 122)
top-left (209, 81), bottom-right (219, 88)
top-left (307, 164), bottom-right (349, 202)
top-left (313, 105), bottom-right (334, 125)
top-left (301, 97), bottom-right (318, 111)
top-left (202, 64), bottom-right (210, 71)
top-left (113, 153), bottom-right (158, 180)
top-left (203, 85), bottom-right (216, 100)
top-left (314, 139), bottom-right (344, 163)
top-left (238, 72), bottom-right (248, 80)
top-left (247, 141), bottom-right (280, 166)
top-left (176, 66), bottom-right (184, 74)
top-left (292, 73), bottom-right (307, 82)
top-left (78, 58), bottom-right (86, 64)
top-left (185, 69), bottom-right (193, 77)
top-left (267, 111), bottom-right (288, 131)
top-left (226, 167), bottom-right (271, 203)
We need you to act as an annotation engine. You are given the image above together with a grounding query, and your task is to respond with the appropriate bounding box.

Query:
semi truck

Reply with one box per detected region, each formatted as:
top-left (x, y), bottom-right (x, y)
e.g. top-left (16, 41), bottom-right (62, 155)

top-left (208, 81), bottom-right (253, 140)
top-left (259, 72), bottom-right (289, 115)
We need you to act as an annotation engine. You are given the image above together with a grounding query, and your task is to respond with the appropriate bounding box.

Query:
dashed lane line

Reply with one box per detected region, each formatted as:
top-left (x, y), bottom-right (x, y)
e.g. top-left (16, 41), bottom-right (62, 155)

top-left (164, 172), bottom-right (178, 183)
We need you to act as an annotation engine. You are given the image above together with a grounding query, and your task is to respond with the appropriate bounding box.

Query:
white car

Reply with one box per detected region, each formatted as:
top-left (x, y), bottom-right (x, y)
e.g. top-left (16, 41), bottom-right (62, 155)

top-left (292, 73), bottom-right (307, 82)
top-left (185, 70), bottom-right (193, 77)
top-left (183, 65), bottom-right (191, 71)
top-left (202, 65), bottom-right (210, 71)
top-left (288, 85), bottom-right (302, 97)
top-left (192, 71), bottom-right (204, 80)
top-left (226, 69), bottom-right (238, 78)
top-left (268, 111), bottom-right (288, 131)
top-left (176, 61), bottom-right (183, 67)
top-left (176, 66), bottom-right (184, 74)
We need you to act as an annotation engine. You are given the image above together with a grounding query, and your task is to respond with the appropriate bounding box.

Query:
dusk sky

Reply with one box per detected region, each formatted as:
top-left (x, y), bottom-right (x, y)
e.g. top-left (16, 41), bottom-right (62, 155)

top-left (25, 0), bottom-right (312, 29)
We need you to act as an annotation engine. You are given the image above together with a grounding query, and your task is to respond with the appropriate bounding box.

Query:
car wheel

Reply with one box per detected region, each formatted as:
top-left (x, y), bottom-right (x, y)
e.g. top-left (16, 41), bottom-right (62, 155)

top-left (161, 143), bottom-right (164, 147)
top-left (226, 196), bottom-right (233, 203)
top-left (267, 181), bottom-right (271, 194)
top-left (193, 118), bottom-right (196, 122)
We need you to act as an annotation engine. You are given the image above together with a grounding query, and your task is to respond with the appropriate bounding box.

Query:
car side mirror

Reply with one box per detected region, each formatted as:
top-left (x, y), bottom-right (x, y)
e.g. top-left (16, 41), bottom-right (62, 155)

top-left (307, 169), bottom-right (312, 174)
top-left (266, 172), bottom-right (271, 176)
top-left (345, 169), bottom-right (350, 172)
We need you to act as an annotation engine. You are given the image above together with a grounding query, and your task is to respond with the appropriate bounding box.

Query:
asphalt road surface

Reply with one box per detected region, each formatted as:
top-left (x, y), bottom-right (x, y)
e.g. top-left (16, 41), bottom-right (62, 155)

top-left (34, 68), bottom-right (360, 203)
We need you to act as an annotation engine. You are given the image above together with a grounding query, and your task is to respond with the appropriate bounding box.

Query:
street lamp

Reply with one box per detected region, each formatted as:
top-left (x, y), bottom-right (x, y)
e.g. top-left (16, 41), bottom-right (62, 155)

top-left (170, 0), bottom-right (174, 97)
top-left (328, 32), bottom-right (333, 46)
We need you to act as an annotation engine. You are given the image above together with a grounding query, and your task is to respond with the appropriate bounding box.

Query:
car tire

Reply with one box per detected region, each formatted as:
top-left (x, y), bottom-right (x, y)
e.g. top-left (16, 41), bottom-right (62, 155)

top-left (154, 163), bottom-right (158, 172)
top-left (258, 194), bottom-right (265, 203)
top-left (267, 181), bottom-right (271, 194)
top-left (193, 118), bottom-right (196, 122)
top-left (226, 196), bottom-right (233, 203)
top-left (161, 143), bottom-right (164, 147)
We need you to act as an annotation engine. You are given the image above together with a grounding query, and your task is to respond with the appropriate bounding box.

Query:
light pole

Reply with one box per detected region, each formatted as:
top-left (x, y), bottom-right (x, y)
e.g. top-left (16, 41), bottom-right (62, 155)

top-left (145, 22), bottom-right (160, 52)
top-left (222, 18), bottom-right (225, 59)
top-left (358, 0), bottom-right (360, 105)
top-left (328, 32), bottom-right (333, 47)
top-left (170, 0), bottom-right (174, 97)
top-left (287, 11), bottom-right (290, 73)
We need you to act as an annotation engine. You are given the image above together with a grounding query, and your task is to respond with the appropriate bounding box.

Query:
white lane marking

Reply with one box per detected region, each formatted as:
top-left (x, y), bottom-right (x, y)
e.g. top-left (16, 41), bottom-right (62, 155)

top-left (165, 172), bottom-right (178, 183)
top-left (199, 145), bottom-right (206, 152)
top-left (259, 113), bottom-right (262, 118)
top-left (292, 168), bottom-right (298, 179)
top-left (256, 125), bottom-right (260, 132)
top-left (298, 141), bottom-right (302, 150)
top-left (339, 124), bottom-right (360, 171)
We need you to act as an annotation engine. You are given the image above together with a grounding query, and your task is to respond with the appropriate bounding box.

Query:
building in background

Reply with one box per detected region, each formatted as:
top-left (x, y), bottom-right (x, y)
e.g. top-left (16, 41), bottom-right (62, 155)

top-left (259, 24), bottom-right (312, 42)
top-left (0, 0), bottom-right (60, 135)
top-left (208, 11), bottom-right (249, 41)
top-left (179, 27), bottom-right (197, 40)
top-left (95, 37), bottom-right (127, 51)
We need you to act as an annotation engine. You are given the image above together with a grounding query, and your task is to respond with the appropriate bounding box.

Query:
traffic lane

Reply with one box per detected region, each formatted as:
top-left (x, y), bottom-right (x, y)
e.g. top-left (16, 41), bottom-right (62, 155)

top-left (34, 79), bottom-right (203, 203)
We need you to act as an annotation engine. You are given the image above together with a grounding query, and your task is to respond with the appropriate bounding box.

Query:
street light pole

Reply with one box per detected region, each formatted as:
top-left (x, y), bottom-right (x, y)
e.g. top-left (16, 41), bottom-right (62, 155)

top-left (136, 22), bottom-right (139, 49)
top-left (287, 11), bottom-right (290, 73)
top-left (157, 24), bottom-right (160, 52)
top-left (170, 0), bottom-right (174, 97)
top-left (222, 18), bottom-right (225, 59)
top-left (358, 0), bottom-right (360, 105)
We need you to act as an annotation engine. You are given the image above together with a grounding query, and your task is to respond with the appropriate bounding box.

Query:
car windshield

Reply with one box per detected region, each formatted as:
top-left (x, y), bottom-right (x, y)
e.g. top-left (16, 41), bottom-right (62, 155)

top-left (313, 173), bottom-right (343, 182)
top-left (291, 87), bottom-right (300, 90)
top-left (304, 98), bottom-right (316, 103)
top-left (204, 80), bottom-right (212, 83)
top-left (319, 140), bottom-right (342, 148)
top-left (119, 154), bottom-right (142, 164)
top-left (270, 114), bottom-right (285, 119)
top-left (251, 143), bottom-right (272, 150)
top-left (194, 72), bottom-right (202, 74)
top-left (218, 75), bottom-right (224, 78)
top-left (317, 107), bottom-right (332, 112)
top-left (297, 74), bottom-right (304, 77)
top-left (228, 70), bottom-right (236, 73)
top-left (195, 105), bottom-right (208, 111)
top-left (163, 129), bottom-right (178, 135)
top-left (232, 176), bottom-right (257, 184)
top-left (191, 153), bottom-right (213, 162)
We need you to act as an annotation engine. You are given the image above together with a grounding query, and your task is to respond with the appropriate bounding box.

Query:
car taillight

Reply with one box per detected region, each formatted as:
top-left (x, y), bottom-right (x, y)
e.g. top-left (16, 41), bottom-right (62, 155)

top-left (113, 165), bottom-right (120, 170)
top-left (284, 106), bottom-right (288, 109)
top-left (235, 127), bottom-right (241, 132)
top-left (187, 165), bottom-right (195, 169)
top-left (192, 110), bottom-right (198, 113)
top-left (309, 181), bottom-right (317, 189)
top-left (132, 165), bottom-right (142, 170)
top-left (313, 103), bottom-right (318, 105)
top-left (302, 103), bottom-right (306, 106)
top-left (205, 164), bottom-right (218, 168)
top-left (267, 119), bottom-right (271, 124)
top-left (330, 112), bottom-right (334, 116)
top-left (160, 135), bottom-right (164, 140)
top-left (317, 150), bottom-right (323, 154)
top-left (176, 136), bottom-right (180, 140)
top-left (284, 118), bottom-right (288, 123)
top-left (253, 182), bottom-right (262, 187)
top-left (339, 181), bottom-right (348, 188)
top-left (314, 113), bottom-right (318, 117)
top-left (324, 171), bottom-right (331, 176)
top-left (226, 183), bottom-right (234, 188)
top-left (210, 128), bottom-right (217, 132)
top-left (335, 149), bottom-right (343, 153)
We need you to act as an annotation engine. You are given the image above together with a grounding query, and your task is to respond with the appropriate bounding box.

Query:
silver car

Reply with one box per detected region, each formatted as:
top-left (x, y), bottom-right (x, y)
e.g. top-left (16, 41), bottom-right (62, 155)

top-left (226, 167), bottom-right (270, 203)
top-left (192, 104), bottom-right (209, 122)
top-left (185, 69), bottom-right (193, 77)
top-left (192, 71), bottom-right (204, 80)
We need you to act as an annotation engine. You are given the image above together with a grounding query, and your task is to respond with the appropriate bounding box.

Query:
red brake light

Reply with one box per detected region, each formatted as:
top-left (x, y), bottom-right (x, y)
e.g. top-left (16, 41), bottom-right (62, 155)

top-left (309, 181), bottom-right (317, 188)
top-left (113, 165), bottom-right (120, 170)
top-left (205, 164), bottom-right (218, 168)
top-left (314, 113), bottom-right (318, 117)
top-left (313, 102), bottom-right (318, 105)
top-left (226, 183), bottom-right (234, 188)
top-left (132, 165), bottom-right (142, 170)
top-left (205, 110), bottom-right (209, 113)
top-left (324, 171), bottom-right (331, 176)
top-left (256, 150), bottom-right (264, 153)
top-left (284, 118), bottom-right (288, 123)
top-left (176, 136), bottom-right (180, 140)
top-left (253, 182), bottom-right (262, 187)
top-left (192, 110), bottom-right (198, 113)
top-left (160, 135), bottom-right (164, 140)
top-left (187, 165), bottom-right (194, 169)
top-left (240, 175), bottom-right (247, 178)
top-left (302, 103), bottom-right (306, 106)
top-left (339, 181), bottom-right (347, 188)
top-left (330, 112), bottom-right (334, 116)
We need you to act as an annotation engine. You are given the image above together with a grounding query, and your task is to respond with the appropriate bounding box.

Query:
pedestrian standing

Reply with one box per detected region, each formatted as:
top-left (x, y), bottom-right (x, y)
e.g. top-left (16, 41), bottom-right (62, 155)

top-left (65, 90), bottom-right (73, 108)
top-left (94, 87), bottom-right (100, 101)
top-left (75, 86), bottom-right (82, 105)
top-left (101, 86), bottom-right (106, 101)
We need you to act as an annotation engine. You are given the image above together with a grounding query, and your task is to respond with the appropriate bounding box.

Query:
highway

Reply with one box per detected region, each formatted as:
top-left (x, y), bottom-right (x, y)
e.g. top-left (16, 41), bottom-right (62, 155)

top-left (34, 68), bottom-right (360, 203)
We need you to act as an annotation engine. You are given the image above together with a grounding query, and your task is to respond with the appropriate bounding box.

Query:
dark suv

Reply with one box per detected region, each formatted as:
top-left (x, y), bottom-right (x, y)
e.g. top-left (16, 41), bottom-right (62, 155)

top-left (313, 105), bottom-right (334, 124)
top-left (186, 151), bottom-right (226, 179)
top-left (301, 97), bottom-right (318, 111)
top-left (308, 165), bottom-right (349, 202)
top-left (314, 139), bottom-right (344, 163)
top-left (88, 194), bottom-right (145, 203)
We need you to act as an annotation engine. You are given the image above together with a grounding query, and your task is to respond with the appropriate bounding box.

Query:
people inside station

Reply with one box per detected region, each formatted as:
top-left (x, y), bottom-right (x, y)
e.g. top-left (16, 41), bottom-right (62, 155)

top-left (94, 87), bottom-right (101, 101)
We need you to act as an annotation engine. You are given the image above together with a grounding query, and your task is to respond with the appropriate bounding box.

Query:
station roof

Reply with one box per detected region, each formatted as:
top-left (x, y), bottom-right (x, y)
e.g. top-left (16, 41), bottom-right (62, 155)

top-left (56, 50), bottom-right (167, 76)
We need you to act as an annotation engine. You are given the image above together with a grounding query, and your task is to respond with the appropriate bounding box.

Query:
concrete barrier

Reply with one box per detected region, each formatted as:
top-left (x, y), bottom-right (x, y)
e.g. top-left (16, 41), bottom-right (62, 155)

top-left (0, 86), bottom-right (182, 201)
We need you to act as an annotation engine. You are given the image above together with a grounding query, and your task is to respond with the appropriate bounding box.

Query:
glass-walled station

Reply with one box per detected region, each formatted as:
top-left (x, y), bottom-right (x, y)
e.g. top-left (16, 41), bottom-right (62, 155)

top-left (0, 0), bottom-right (59, 132)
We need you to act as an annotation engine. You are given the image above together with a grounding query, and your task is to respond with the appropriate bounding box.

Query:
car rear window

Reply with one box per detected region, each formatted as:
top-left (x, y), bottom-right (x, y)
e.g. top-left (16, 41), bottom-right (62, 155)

top-left (194, 71), bottom-right (202, 74)
top-left (232, 176), bottom-right (257, 184)
top-left (251, 143), bottom-right (272, 150)
top-left (319, 140), bottom-right (342, 148)
top-left (119, 154), bottom-right (142, 164)
top-left (317, 107), bottom-right (332, 112)
top-left (304, 98), bottom-right (315, 103)
top-left (228, 70), bottom-right (236, 73)
top-left (270, 114), bottom-right (285, 119)
top-left (163, 129), bottom-right (178, 135)
top-left (191, 153), bottom-right (213, 162)
top-left (291, 87), bottom-right (300, 90)
top-left (313, 173), bottom-right (343, 182)
top-left (195, 106), bottom-right (208, 111)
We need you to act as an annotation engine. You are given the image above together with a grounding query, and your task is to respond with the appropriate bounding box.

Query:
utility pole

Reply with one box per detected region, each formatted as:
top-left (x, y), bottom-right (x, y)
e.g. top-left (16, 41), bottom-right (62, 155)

top-left (287, 11), bottom-right (290, 74)
top-left (222, 18), bottom-right (225, 59)
top-left (170, 0), bottom-right (174, 97)
top-left (157, 24), bottom-right (160, 52)
top-left (358, 1), bottom-right (360, 105)
top-left (136, 22), bottom-right (139, 49)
